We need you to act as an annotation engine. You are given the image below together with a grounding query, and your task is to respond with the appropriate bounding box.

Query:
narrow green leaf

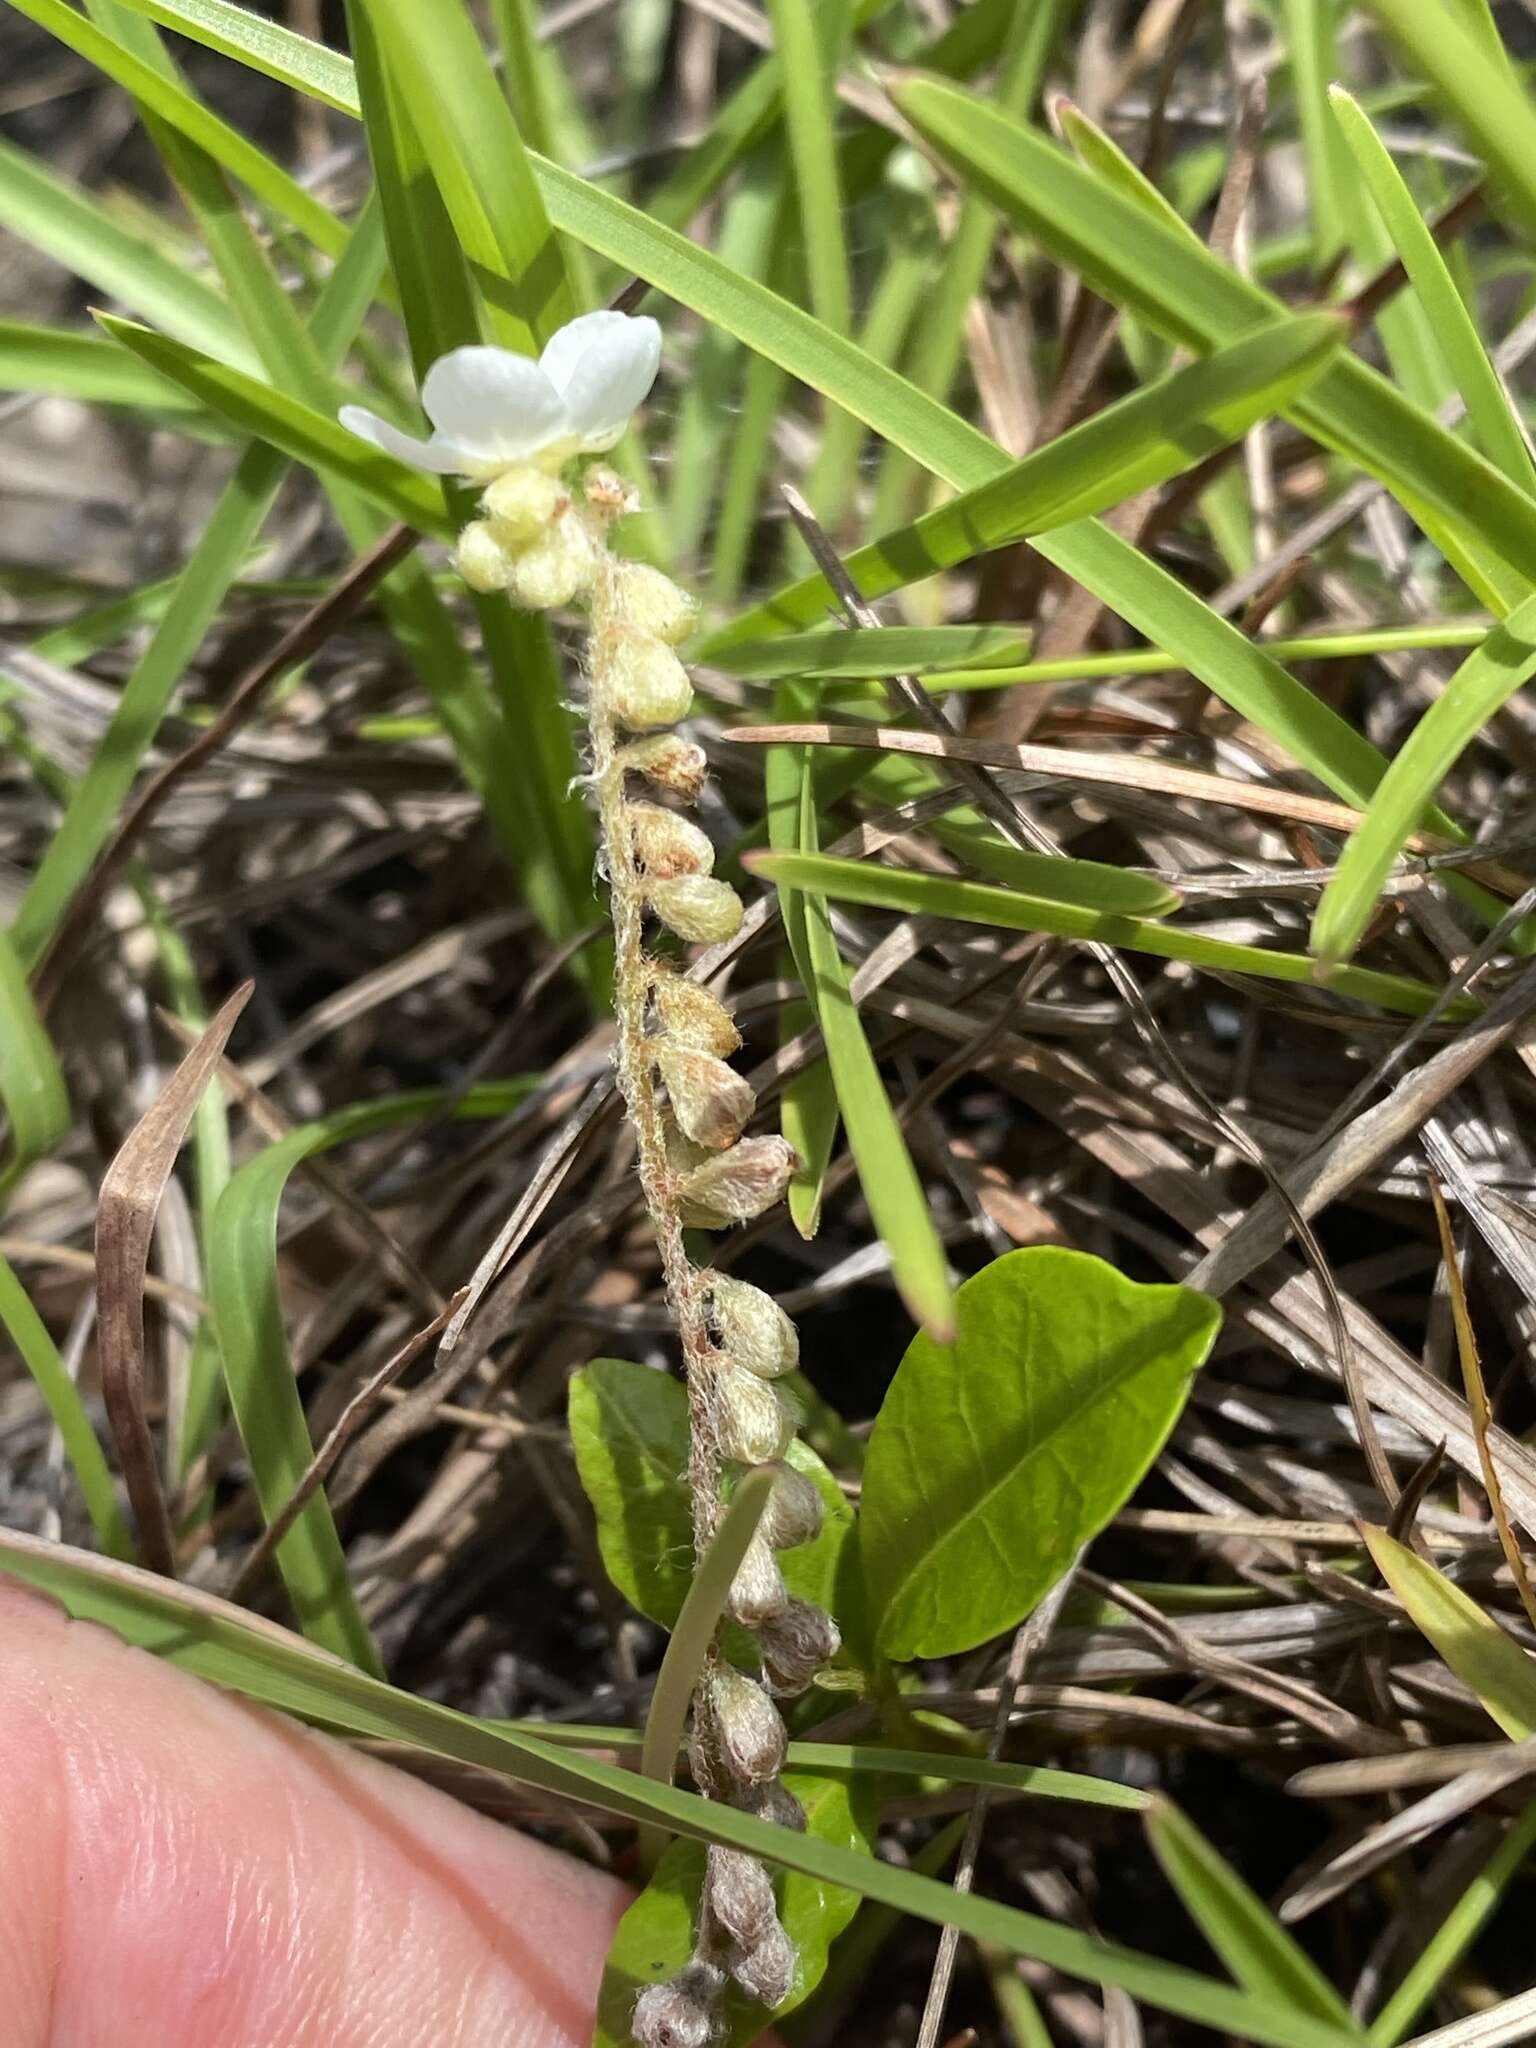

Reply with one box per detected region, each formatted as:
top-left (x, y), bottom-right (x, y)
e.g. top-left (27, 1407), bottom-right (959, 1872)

top-left (1146, 1800), bottom-right (1359, 2029)
top-left (766, 0), bottom-right (851, 333)
top-left (716, 626), bottom-right (1032, 679)
top-left (1312, 589), bottom-right (1536, 967)
top-left (745, 849), bottom-right (1465, 1022)
top-left (1363, 1526), bottom-right (1536, 1739)
top-left (0, 926), bottom-right (70, 1168)
top-left (860, 1247), bottom-right (1219, 1660)
top-left (100, 0), bottom-right (360, 111)
top-left (1284, 0), bottom-right (1353, 267)
top-left (0, 320), bottom-right (199, 406)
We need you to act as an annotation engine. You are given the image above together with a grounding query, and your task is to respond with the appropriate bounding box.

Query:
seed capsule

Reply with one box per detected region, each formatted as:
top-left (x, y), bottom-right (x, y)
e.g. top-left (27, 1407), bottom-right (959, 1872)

top-left (730, 1923), bottom-right (796, 2007)
top-left (454, 520), bottom-right (514, 593)
top-left (481, 463), bottom-right (565, 545)
top-left (758, 1598), bottom-right (841, 1696)
top-left (759, 1461), bottom-right (824, 1551)
top-left (615, 561), bottom-right (700, 645)
top-left (629, 802), bottom-right (715, 879)
top-left (652, 973), bottom-right (741, 1058)
top-left (505, 515), bottom-right (591, 610)
top-left (657, 1045), bottom-right (754, 1151)
top-left (725, 1533), bottom-right (789, 1627)
top-left (715, 1363), bottom-right (795, 1465)
top-left (706, 1666), bottom-right (787, 1785)
top-left (620, 733), bottom-right (709, 801)
top-left (709, 1275), bottom-right (798, 1378)
top-left (677, 1137), bottom-right (797, 1227)
top-left (600, 629), bottom-right (692, 728)
top-left (705, 1846), bottom-right (779, 1950)
top-left (648, 876), bottom-right (743, 945)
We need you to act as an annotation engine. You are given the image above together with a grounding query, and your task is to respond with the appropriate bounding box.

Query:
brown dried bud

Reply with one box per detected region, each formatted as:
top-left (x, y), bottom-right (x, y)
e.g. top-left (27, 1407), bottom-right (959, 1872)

top-left (615, 560), bottom-right (700, 645)
top-left (705, 1846), bottom-right (780, 1950)
top-left (709, 1275), bottom-right (798, 1378)
top-left (652, 973), bottom-right (741, 1058)
top-left (656, 1045), bottom-right (755, 1151)
top-left (729, 1923), bottom-right (796, 2008)
top-left (648, 875), bottom-right (743, 945)
top-left (714, 1363), bottom-right (796, 1465)
top-left (628, 801), bottom-right (715, 880)
top-left (725, 1532), bottom-right (789, 1627)
top-left (599, 628), bottom-right (693, 729)
top-left (620, 733), bottom-right (709, 801)
top-left (736, 1778), bottom-right (807, 1832)
top-left (758, 1599), bottom-right (841, 1696)
top-left (631, 1961), bottom-right (723, 2048)
top-left (707, 1666), bottom-right (787, 1784)
top-left (676, 1137), bottom-right (797, 1227)
top-left (759, 1461), bottom-right (824, 1551)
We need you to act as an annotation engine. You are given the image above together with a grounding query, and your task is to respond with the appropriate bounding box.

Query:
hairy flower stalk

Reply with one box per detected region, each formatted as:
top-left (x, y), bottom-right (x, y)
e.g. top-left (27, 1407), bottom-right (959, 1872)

top-left (342, 314), bottom-right (838, 2042)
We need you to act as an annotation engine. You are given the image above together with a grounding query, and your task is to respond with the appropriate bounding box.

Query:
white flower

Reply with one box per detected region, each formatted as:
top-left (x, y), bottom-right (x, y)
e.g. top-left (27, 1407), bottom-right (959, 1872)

top-left (338, 311), bottom-right (661, 478)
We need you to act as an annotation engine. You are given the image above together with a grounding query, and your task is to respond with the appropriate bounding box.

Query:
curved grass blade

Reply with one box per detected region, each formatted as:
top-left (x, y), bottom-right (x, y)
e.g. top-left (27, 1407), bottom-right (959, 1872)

top-left (0, 321), bottom-right (201, 407)
top-left (101, 0), bottom-right (360, 110)
top-left (746, 849), bottom-right (1465, 1022)
top-left (1362, 1526), bottom-right (1536, 1739)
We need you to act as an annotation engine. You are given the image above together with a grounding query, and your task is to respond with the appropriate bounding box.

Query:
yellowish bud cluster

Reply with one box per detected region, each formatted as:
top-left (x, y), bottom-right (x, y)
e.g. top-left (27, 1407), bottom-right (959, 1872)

top-left (453, 463), bottom-right (594, 610)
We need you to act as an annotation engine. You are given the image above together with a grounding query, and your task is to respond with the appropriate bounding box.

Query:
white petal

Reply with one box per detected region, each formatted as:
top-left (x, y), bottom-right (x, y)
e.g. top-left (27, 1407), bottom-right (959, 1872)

top-left (337, 404), bottom-right (476, 474)
top-left (540, 312), bottom-right (661, 449)
top-left (420, 346), bottom-right (567, 462)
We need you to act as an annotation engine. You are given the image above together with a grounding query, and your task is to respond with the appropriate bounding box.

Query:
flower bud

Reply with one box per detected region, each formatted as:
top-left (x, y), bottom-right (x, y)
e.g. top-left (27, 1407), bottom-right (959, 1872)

top-left (714, 1362), bottom-right (795, 1465)
top-left (648, 876), bottom-right (743, 945)
top-left (705, 1847), bottom-right (779, 1950)
top-left (730, 1924), bottom-right (796, 2008)
top-left (706, 1666), bottom-right (787, 1784)
top-left (736, 1777), bottom-right (806, 1832)
top-left (662, 1115), bottom-right (713, 1180)
top-left (631, 1961), bottom-right (723, 2048)
top-left (657, 1045), bottom-right (754, 1151)
top-left (759, 1461), bottom-right (824, 1551)
top-left (726, 1532), bottom-right (789, 1627)
top-left (583, 464), bottom-right (640, 518)
top-left (599, 629), bottom-right (692, 729)
top-left (677, 1136), bottom-right (797, 1227)
top-left (505, 514), bottom-right (591, 610)
top-left (620, 733), bottom-right (709, 801)
top-left (652, 973), bottom-right (741, 1058)
top-left (454, 520), bottom-right (514, 593)
top-left (709, 1275), bottom-right (798, 1378)
top-left (629, 802), bottom-right (715, 880)
top-left (481, 463), bottom-right (565, 546)
top-left (758, 1598), bottom-right (841, 1696)
top-left (615, 561), bottom-right (700, 645)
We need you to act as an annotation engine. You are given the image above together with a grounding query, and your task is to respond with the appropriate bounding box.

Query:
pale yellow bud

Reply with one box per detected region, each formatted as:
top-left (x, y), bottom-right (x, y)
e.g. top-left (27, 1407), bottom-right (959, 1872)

top-left (454, 520), bottom-right (514, 594)
top-left (481, 463), bottom-right (565, 546)
top-left (599, 629), bottom-right (693, 729)
top-left (656, 1044), bottom-right (754, 1151)
top-left (677, 1135), bottom-right (797, 1227)
top-left (725, 1533), bottom-right (789, 1627)
top-left (619, 733), bottom-right (709, 801)
top-left (648, 875), bottom-right (743, 944)
top-left (505, 514), bottom-right (591, 611)
top-left (614, 561), bottom-right (699, 645)
top-left (714, 1361), bottom-right (795, 1464)
top-left (730, 1923), bottom-right (796, 2008)
top-left (706, 1666), bottom-right (787, 1784)
top-left (705, 1847), bottom-right (779, 1951)
top-left (652, 972), bottom-right (741, 1058)
top-left (628, 801), bottom-right (714, 880)
top-left (709, 1275), bottom-right (798, 1378)
top-left (759, 1461), bottom-right (823, 1550)
top-left (758, 1598), bottom-right (841, 1696)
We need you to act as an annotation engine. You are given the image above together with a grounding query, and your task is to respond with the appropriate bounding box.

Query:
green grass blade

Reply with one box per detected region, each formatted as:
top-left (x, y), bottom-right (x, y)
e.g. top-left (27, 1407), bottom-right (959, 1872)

top-left (0, 1530), bottom-right (1369, 2048)
top-left (0, 320), bottom-right (200, 407)
top-left (746, 850), bottom-right (1462, 1022)
top-left (98, 0), bottom-right (359, 110)
top-left (1311, 589), bottom-right (1536, 966)
top-left (1283, 0), bottom-right (1352, 269)
top-left (716, 626), bottom-right (1032, 678)
top-left (766, 0), bottom-right (852, 334)
top-left (0, 927), bottom-right (70, 1170)
top-left (1362, 1527), bottom-right (1536, 1739)
top-left (0, 1259), bottom-right (132, 1559)
top-left (1330, 85), bottom-right (1536, 490)
top-left (1146, 1800), bottom-right (1359, 2029)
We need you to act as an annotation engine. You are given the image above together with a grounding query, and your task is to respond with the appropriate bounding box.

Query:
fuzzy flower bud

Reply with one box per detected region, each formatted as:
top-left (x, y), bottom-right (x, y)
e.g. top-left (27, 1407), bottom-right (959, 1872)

top-left (705, 1846), bottom-right (780, 1950)
top-left (454, 520), bottom-right (514, 593)
top-left (730, 1924), bottom-right (796, 2008)
top-left (505, 514), bottom-right (591, 611)
top-left (714, 1362), bottom-right (796, 1465)
top-left (615, 561), bottom-right (700, 645)
top-left (657, 1045), bottom-right (755, 1151)
top-left (599, 628), bottom-right (693, 729)
top-left (758, 1598), bottom-right (841, 1696)
top-left (736, 1777), bottom-right (807, 1832)
top-left (629, 802), bottom-right (715, 880)
top-left (706, 1666), bottom-right (787, 1785)
top-left (648, 876), bottom-right (743, 945)
top-left (726, 1532), bottom-right (789, 1627)
top-left (652, 972), bottom-right (741, 1058)
top-left (620, 733), bottom-right (709, 801)
top-left (677, 1136), bottom-right (797, 1227)
top-left (481, 463), bottom-right (565, 546)
top-left (708, 1275), bottom-right (798, 1378)
top-left (631, 1960), bottom-right (724, 2048)
top-left (759, 1461), bottom-right (824, 1551)
top-left (583, 463), bottom-right (640, 518)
